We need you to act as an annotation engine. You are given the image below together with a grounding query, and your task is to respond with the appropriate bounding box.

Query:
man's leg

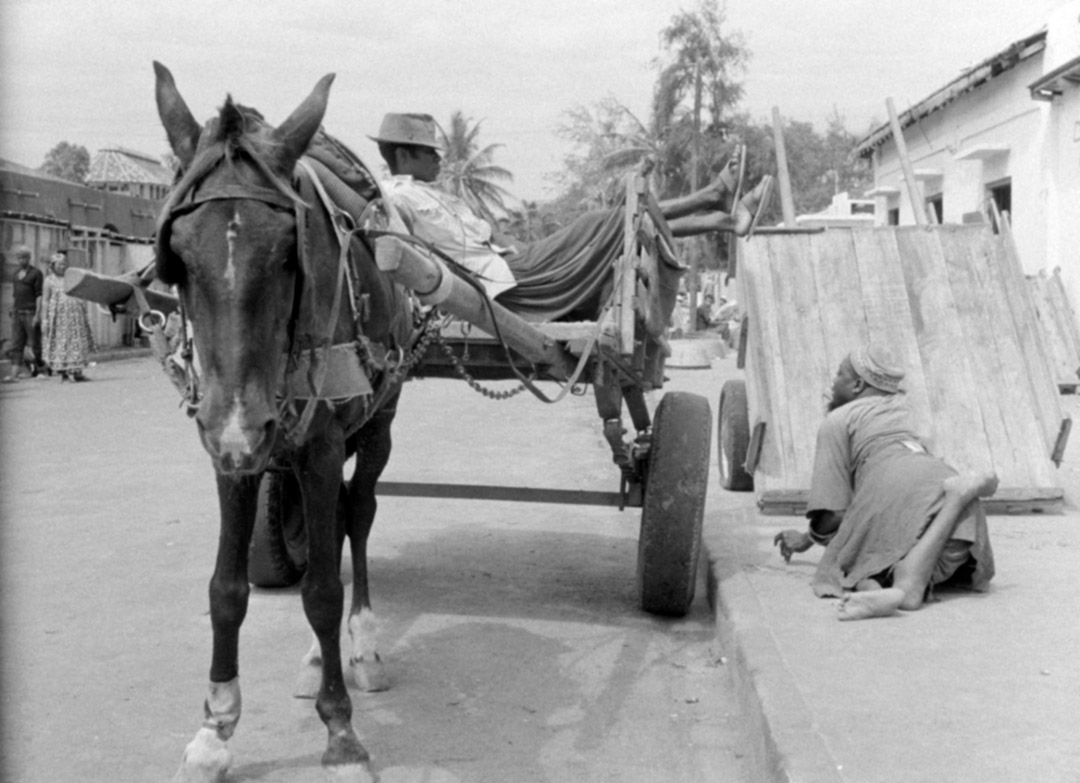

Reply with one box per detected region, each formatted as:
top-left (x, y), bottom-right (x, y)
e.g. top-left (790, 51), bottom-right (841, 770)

top-left (890, 472), bottom-right (999, 611)
top-left (658, 158), bottom-right (740, 220)
top-left (4, 314), bottom-right (29, 381)
top-left (30, 318), bottom-right (43, 375)
top-left (668, 177), bottom-right (774, 238)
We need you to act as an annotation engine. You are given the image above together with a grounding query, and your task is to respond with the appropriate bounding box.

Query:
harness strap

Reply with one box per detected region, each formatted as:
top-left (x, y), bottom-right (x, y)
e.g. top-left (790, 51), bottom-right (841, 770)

top-left (286, 160), bottom-right (351, 446)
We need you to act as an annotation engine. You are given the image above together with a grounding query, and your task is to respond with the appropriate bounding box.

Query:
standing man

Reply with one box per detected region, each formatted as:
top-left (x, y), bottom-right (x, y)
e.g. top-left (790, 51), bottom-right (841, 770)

top-left (4, 245), bottom-right (44, 382)
top-left (773, 344), bottom-right (997, 620)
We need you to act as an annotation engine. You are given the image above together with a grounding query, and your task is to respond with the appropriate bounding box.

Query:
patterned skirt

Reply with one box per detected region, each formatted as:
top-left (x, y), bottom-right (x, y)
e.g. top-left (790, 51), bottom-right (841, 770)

top-left (44, 290), bottom-right (96, 371)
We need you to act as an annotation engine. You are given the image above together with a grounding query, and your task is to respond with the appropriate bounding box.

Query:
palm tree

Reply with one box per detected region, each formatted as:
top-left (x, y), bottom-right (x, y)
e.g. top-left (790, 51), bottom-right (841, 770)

top-left (436, 111), bottom-right (517, 224)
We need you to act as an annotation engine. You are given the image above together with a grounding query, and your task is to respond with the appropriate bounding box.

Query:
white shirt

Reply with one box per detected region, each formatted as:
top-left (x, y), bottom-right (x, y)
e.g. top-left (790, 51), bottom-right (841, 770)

top-left (380, 175), bottom-right (517, 298)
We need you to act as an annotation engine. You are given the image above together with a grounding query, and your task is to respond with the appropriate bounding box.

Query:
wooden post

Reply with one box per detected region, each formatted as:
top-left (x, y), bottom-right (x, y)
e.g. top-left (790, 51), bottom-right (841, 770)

top-left (771, 107), bottom-right (797, 226)
top-left (886, 97), bottom-right (929, 227)
top-left (689, 60), bottom-right (703, 330)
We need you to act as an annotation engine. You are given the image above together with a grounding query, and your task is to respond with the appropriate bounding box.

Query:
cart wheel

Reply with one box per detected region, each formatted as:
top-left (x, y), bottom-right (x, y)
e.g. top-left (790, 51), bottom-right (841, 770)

top-left (249, 472), bottom-right (308, 588)
top-left (637, 391), bottom-right (711, 617)
top-left (718, 379), bottom-right (753, 492)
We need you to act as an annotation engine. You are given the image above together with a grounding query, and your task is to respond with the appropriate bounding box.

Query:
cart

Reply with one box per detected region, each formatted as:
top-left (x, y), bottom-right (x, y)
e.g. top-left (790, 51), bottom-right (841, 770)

top-left (71, 171), bottom-right (712, 617)
top-left (716, 220), bottom-right (1070, 516)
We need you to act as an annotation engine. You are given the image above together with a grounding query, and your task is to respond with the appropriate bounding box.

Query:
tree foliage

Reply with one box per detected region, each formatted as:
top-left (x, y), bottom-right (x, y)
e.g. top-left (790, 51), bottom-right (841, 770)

top-left (41, 141), bottom-right (90, 183)
top-left (436, 111), bottom-right (517, 224)
top-left (550, 0), bottom-right (750, 222)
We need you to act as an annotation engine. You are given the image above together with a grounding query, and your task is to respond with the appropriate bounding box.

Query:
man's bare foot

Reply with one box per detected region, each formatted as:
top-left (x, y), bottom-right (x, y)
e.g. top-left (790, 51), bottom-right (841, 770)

top-left (943, 471), bottom-right (999, 505)
top-left (836, 588), bottom-right (905, 621)
top-left (734, 176), bottom-right (774, 237)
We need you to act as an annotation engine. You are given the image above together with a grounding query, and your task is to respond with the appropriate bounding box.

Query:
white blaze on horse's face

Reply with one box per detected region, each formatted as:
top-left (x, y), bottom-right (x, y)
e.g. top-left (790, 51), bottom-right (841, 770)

top-left (219, 392), bottom-right (254, 464)
top-left (224, 211), bottom-right (242, 290)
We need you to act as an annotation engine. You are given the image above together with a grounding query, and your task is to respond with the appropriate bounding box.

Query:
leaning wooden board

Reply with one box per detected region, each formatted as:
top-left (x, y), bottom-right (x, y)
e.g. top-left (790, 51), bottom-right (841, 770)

top-left (737, 223), bottom-right (1067, 515)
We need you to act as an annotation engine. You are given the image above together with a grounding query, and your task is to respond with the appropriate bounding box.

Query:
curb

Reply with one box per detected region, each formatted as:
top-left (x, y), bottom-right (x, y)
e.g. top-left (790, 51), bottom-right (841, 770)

top-left (703, 510), bottom-right (845, 783)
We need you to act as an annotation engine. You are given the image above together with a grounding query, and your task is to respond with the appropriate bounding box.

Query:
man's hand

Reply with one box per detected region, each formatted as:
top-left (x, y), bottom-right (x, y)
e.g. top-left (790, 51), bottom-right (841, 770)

top-left (773, 529), bottom-right (812, 564)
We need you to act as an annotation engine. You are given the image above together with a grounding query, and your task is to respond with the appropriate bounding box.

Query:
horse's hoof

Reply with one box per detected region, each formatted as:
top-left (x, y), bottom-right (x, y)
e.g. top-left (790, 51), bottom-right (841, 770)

top-left (325, 761), bottom-right (378, 783)
top-left (173, 727), bottom-right (232, 783)
top-left (350, 657), bottom-right (389, 693)
top-left (294, 664), bottom-right (322, 699)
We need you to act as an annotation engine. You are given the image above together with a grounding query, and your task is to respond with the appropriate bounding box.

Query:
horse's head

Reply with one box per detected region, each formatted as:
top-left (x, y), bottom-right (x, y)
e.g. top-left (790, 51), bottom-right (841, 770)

top-left (154, 62), bottom-right (333, 474)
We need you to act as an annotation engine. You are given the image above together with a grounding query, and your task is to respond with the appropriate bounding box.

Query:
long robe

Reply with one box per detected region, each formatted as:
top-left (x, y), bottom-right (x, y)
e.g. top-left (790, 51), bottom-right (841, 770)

top-left (808, 394), bottom-right (995, 598)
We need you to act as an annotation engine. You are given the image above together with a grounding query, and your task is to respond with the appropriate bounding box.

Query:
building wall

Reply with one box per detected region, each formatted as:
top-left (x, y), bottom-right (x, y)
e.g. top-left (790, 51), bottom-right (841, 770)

top-left (869, 11), bottom-right (1080, 310)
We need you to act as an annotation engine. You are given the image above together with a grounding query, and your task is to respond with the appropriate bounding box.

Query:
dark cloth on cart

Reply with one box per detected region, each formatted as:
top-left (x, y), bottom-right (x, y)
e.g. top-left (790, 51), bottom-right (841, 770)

top-left (808, 394), bottom-right (995, 598)
top-left (496, 202), bottom-right (629, 323)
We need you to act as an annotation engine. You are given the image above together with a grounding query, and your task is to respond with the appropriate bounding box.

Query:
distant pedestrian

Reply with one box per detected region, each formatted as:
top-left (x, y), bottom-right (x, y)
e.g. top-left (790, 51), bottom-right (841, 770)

top-left (42, 250), bottom-right (95, 381)
top-left (695, 294), bottom-right (716, 331)
top-left (4, 245), bottom-right (44, 382)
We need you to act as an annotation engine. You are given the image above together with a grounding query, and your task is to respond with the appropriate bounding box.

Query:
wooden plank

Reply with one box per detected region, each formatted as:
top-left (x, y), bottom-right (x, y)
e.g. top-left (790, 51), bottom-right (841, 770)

top-left (854, 228), bottom-right (933, 439)
top-left (894, 227), bottom-right (993, 473)
top-left (1049, 268), bottom-right (1080, 370)
top-left (757, 487), bottom-right (1064, 517)
top-left (936, 226), bottom-right (1031, 484)
top-left (737, 236), bottom-right (786, 493)
top-left (769, 230), bottom-right (828, 488)
top-left (771, 107), bottom-right (797, 226)
top-left (990, 212), bottom-right (1064, 451)
top-left (886, 97), bottom-right (929, 226)
top-left (965, 226), bottom-right (1059, 486)
top-left (809, 228), bottom-right (867, 386)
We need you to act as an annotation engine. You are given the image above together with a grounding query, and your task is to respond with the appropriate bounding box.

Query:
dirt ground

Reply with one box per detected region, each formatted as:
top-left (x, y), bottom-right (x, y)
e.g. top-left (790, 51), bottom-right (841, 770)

top-left (0, 355), bottom-right (750, 783)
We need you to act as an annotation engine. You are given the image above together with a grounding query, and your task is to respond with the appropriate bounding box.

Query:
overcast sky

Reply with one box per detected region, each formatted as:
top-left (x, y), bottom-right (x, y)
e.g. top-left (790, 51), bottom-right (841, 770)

top-left (0, 0), bottom-right (1071, 201)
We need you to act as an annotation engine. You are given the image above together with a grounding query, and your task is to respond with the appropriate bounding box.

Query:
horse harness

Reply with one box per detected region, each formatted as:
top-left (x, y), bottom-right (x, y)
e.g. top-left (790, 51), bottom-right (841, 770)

top-left (150, 149), bottom-right (437, 447)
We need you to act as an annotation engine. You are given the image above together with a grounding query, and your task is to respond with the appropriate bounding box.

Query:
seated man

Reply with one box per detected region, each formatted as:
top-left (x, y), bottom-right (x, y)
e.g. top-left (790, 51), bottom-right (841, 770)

top-left (695, 293), bottom-right (718, 331)
top-left (773, 345), bottom-right (997, 621)
top-left (370, 113), bottom-right (772, 320)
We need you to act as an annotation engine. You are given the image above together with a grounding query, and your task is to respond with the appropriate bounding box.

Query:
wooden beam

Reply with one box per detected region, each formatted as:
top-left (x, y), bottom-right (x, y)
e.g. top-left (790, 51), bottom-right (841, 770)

top-left (886, 98), bottom-right (929, 226)
top-left (771, 107), bottom-right (797, 226)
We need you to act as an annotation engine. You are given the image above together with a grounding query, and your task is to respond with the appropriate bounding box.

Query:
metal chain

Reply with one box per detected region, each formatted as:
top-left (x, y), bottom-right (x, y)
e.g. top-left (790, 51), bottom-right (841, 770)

top-left (432, 324), bottom-right (528, 401)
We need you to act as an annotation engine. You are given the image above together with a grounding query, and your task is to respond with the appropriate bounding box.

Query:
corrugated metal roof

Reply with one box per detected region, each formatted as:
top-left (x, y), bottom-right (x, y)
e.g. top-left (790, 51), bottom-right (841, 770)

top-left (855, 29), bottom-right (1048, 158)
top-left (86, 148), bottom-right (173, 185)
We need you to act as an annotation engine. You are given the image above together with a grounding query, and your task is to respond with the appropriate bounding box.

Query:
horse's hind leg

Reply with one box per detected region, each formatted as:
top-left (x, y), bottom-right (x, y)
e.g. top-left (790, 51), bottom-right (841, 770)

top-left (175, 474), bottom-right (258, 783)
top-left (345, 406), bottom-right (397, 693)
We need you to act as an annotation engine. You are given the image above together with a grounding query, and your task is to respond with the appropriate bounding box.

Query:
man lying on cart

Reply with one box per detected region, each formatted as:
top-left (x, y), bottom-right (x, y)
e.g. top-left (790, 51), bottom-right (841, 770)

top-left (369, 112), bottom-right (773, 323)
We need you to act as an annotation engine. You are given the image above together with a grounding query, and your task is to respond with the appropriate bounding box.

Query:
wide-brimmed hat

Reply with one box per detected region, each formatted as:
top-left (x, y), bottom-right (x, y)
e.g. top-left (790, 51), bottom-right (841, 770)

top-left (368, 113), bottom-right (441, 150)
top-left (849, 344), bottom-right (904, 394)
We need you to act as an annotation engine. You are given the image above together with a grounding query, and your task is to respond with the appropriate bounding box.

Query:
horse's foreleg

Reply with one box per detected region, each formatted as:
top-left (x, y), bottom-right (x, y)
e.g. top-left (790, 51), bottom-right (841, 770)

top-left (345, 408), bottom-right (395, 693)
top-left (175, 473), bottom-right (259, 783)
top-left (298, 438), bottom-right (371, 772)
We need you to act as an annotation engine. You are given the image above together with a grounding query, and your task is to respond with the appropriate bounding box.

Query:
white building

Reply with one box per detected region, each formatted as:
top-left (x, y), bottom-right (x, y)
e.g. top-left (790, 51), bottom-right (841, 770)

top-left (855, 2), bottom-right (1080, 307)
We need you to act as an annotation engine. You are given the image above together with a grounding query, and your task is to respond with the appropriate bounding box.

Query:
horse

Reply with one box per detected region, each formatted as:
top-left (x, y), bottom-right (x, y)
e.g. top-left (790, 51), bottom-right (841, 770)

top-left (154, 61), bottom-right (412, 782)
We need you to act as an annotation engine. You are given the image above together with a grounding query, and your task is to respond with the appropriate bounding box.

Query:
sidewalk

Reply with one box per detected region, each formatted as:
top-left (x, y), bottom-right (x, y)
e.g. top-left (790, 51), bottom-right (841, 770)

top-left (688, 366), bottom-right (1080, 782)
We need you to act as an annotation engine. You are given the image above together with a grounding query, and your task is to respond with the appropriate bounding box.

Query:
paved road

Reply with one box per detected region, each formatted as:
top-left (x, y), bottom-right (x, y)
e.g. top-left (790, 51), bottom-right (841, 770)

top-left (0, 356), bottom-right (748, 782)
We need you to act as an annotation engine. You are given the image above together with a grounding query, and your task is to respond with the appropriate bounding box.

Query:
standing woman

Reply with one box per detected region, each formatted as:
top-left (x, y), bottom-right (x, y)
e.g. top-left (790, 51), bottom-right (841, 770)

top-left (42, 250), bottom-right (95, 381)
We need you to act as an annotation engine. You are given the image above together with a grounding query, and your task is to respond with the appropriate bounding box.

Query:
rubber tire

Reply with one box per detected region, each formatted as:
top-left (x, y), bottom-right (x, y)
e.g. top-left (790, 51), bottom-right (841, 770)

top-left (718, 379), bottom-right (754, 492)
top-left (637, 391), bottom-right (712, 617)
top-left (248, 472), bottom-right (308, 588)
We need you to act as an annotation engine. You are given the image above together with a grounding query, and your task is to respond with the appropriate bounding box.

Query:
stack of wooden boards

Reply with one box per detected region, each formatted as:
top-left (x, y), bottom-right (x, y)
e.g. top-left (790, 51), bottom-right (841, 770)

top-left (737, 223), bottom-right (1069, 515)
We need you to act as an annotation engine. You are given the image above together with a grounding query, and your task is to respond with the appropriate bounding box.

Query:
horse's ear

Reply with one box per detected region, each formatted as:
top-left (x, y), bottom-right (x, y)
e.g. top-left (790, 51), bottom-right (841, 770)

top-left (154, 61), bottom-right (200, 169)
top-left (270, 73), bottom-right (335, 173)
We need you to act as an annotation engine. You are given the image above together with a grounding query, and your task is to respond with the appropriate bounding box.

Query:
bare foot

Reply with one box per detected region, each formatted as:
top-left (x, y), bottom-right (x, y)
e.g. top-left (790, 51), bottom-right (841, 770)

top-left (943, 471), bottom-right (999, 505)
top-left (836, 588), bottom-right (905, 621)
top-left (734, 176), bottom-right (774, 237)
